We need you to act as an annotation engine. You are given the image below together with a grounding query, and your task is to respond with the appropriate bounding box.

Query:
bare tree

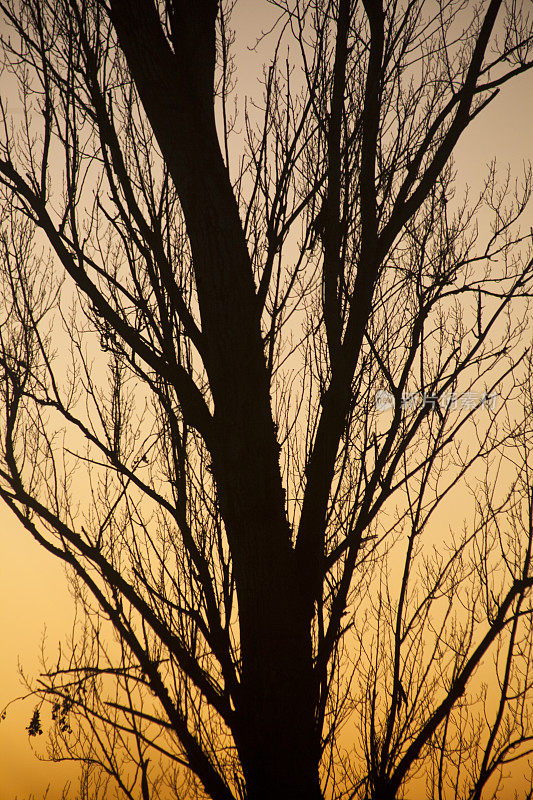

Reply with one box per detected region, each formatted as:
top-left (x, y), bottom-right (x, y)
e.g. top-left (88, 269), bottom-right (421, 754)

top-left (1, 1), bottom-right (533, 798)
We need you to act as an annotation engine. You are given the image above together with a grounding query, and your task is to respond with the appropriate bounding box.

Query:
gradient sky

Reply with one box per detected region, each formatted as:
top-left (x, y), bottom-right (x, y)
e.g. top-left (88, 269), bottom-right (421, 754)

top-left (1, 5), bottom-right (533, 799)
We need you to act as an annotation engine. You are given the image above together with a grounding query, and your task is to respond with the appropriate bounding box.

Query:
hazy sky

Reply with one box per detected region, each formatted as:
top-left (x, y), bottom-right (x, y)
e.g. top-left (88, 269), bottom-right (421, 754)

top-left (1, 4), bottom-right (532, 799)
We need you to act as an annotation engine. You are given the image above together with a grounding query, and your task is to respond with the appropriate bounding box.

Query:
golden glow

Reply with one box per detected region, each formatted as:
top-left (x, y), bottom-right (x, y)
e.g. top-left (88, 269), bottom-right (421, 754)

top-left (0, 6), bottom-right (532, 800)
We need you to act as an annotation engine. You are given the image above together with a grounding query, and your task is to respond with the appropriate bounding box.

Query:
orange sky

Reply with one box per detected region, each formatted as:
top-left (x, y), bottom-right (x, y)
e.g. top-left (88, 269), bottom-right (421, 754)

top-left (1, 6), bottom-right (533, 800)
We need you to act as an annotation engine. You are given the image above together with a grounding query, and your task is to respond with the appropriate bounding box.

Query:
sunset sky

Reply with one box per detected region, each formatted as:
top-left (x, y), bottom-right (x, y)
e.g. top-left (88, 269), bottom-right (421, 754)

top-left (1, 4), bottom-right (533, 799)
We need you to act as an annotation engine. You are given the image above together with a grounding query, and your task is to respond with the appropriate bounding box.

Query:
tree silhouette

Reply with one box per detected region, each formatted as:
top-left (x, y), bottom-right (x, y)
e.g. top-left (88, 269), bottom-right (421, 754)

top-left (1, 1), bottom-right (533, 798)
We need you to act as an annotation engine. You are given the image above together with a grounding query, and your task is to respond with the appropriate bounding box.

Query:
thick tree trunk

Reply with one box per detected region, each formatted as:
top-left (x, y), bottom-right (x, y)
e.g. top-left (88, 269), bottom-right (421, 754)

top-left (212, 438), bottom-right (323, 799)
top-left (108, 5), bottom-right (324, 796)
top-left (237, 574), bottom-right (322, 800)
